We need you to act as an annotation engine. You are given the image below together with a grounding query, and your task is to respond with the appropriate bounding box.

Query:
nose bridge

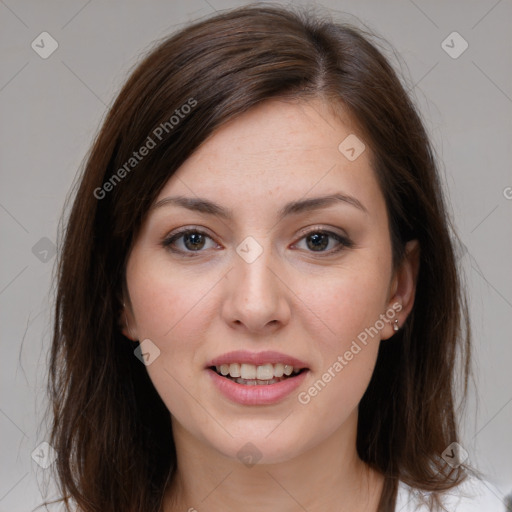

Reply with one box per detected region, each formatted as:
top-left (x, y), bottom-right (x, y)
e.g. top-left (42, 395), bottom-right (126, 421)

top-left (235, 235), bottom-right (278, 301)
top-left (223, 235), bottom-right (290, 330)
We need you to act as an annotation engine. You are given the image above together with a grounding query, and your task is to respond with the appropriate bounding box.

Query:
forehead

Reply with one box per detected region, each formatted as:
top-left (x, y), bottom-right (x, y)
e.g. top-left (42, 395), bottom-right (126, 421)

top-left (155, 98), bottom-right (383, 216)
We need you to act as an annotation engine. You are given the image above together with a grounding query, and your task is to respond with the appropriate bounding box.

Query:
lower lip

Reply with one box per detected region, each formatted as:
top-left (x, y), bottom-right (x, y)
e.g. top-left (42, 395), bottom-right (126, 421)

top-left (207, 368), bottom-right (309, 405)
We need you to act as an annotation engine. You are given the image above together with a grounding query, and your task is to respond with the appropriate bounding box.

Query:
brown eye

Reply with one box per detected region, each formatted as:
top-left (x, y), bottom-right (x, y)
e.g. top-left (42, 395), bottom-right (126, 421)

top-left (182, 232), bottom-right (207, 251)
top-left (162, 229), bottom-right (218, 254)
top-left (295, 230), bottom-right (353, 254)
top-left (306, 232), bottom-right (330, 251)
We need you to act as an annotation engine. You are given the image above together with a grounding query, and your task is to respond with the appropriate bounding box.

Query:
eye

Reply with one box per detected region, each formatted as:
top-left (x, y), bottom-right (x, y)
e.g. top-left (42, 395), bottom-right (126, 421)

top-left (293, 228), bottom-right (353, 254)
top-left (162, 228), bottom-right (219, 255)
top-left (162, 226), bottom-right (353, 257)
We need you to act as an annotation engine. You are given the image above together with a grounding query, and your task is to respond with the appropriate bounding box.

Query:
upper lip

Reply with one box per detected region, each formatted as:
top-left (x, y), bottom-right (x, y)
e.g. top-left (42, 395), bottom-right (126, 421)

top-left (206, 350), bottom-right (309, 369)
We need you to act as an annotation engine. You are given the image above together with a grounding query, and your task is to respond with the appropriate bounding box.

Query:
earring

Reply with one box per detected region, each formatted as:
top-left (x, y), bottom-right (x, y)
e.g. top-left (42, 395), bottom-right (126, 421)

top-left (393, 319), bottom-right (400, 332)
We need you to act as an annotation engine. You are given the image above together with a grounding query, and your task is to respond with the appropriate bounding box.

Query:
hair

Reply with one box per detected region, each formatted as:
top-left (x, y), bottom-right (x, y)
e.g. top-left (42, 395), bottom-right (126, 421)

top-left (42, 3), bottom-right (471, 511)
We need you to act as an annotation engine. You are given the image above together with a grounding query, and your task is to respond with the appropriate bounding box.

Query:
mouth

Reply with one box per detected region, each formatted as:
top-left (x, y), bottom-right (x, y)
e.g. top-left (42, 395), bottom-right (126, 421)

top-left (205, 350), bottom-right (310, 404)
top-left (209, 363), bottom-right (308, 386)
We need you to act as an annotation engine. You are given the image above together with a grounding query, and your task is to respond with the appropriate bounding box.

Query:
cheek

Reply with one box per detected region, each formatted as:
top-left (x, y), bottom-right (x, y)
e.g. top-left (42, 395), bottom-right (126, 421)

top-left (127, 251), bottom-right (216, 343)
top-left (304, 263), bottom-right (391, 352)
top-left (126, 254), bottom-right (217, 416)
top-left (294, 260), bottom-right (391, 413)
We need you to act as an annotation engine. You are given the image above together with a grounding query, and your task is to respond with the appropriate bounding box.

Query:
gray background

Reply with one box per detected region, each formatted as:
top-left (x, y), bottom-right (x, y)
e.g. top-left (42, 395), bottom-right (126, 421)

top-left (1, 0), bottom-right (511, 510)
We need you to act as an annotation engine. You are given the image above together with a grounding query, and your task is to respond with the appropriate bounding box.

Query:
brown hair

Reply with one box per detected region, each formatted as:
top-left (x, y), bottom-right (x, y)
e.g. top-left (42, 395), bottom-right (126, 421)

top-left (42, 4), bottom-right (471, 511)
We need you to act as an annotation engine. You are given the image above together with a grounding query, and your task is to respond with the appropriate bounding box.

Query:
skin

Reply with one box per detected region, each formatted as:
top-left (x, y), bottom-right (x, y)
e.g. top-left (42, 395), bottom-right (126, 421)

top-left (121, 98), bottom-right (419, 512)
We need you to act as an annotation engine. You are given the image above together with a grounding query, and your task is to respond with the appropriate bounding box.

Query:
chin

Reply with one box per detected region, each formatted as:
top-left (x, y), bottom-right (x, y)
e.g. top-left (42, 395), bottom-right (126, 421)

top-left (206, 422), bottom-right (314, 466)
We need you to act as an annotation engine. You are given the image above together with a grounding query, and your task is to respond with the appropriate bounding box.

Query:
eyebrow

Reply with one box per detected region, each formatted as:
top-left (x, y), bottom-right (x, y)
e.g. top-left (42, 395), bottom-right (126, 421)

top-left (150, 192), bottom-right (368, 220)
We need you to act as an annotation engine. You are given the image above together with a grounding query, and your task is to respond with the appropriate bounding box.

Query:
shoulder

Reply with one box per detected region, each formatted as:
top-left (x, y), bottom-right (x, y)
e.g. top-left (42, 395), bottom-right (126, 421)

top-left (395, 475), bottom-right (506, 511)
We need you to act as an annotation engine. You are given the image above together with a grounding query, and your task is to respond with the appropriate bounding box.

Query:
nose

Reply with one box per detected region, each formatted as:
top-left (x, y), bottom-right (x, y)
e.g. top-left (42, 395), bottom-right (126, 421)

top-left (221, 240), bottom-right (291, 334)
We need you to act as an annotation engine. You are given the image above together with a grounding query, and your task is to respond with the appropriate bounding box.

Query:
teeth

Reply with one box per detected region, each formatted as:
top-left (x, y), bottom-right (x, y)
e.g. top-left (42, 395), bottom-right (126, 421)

top-left (274, 363), bottom-right (284, 377)
top-left (234, 378), bottom-right (281, 385)
top-left (214, 363), bottom-right (303, 380)
top-left (256, 364), bottom-right (273, 380)
top-left (229, 363), bottom-right (240, 377)
top-left (240, 363), bottom-right (257, 380)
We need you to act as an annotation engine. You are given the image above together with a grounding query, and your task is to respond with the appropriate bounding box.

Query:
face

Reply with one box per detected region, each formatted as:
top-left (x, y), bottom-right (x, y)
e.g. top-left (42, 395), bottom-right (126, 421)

top-left (123, 98), bottom-right (411, 465)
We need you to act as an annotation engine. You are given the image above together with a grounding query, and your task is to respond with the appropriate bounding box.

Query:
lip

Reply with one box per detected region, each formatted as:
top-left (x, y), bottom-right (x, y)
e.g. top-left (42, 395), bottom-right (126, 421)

top-left (205, 350), bottom-right (309, 369)
top-left (207, 367), bottom-right (309, 405)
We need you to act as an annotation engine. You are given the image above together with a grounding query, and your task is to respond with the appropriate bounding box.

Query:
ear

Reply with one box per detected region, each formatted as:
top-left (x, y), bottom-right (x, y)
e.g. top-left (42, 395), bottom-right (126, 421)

top-left (118, 286), bottom-right (138, 341)
top-left (381, 239), bottom-right (420, 340)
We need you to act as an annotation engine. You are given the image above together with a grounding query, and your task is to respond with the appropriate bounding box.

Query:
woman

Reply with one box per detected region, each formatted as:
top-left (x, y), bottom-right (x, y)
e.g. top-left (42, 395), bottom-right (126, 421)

top-left (43, 4), bottom-right (503, 511)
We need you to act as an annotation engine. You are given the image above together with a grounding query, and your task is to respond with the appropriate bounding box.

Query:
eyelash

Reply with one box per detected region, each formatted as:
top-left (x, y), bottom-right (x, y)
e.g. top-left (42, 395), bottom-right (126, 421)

top-left (161, 226), bottom-right (354, 257)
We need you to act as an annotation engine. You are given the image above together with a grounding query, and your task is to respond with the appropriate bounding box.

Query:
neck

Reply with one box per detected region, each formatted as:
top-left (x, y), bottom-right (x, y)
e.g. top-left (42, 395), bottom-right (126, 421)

top-left (163, 411), bottom-right (384, 512)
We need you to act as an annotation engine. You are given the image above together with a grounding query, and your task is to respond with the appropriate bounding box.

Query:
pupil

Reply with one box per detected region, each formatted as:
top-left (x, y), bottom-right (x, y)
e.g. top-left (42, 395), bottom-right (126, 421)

top-left (307, 233), bottom-right (328, 251)
top-left (185, 232), bottom-right (205, 250)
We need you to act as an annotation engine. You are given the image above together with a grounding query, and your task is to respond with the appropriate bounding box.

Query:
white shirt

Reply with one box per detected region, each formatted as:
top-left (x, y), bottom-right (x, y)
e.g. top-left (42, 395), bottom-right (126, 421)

top-left (395, 477), bottom-right (507, 511)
